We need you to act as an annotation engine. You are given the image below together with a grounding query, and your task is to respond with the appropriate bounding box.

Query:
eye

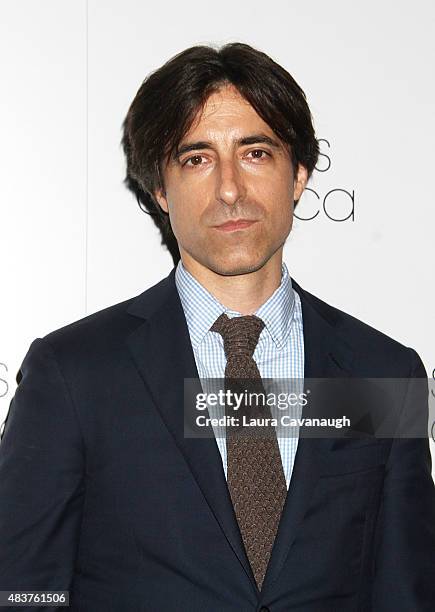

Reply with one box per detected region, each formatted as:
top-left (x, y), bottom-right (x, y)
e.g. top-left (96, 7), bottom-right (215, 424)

top-left (246, 149), bottom-right (270, 160)
top-left (183, 154), bottom-right (206, 167)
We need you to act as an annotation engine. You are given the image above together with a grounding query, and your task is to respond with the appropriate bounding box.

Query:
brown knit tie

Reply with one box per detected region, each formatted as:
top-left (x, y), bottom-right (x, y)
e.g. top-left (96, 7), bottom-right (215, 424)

top-left (210, 312), bottom-right (287, 591)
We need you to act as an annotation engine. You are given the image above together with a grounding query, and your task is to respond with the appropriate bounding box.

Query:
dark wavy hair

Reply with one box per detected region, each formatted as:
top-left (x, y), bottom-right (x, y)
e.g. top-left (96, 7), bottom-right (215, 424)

top-left (121, 42), bottom-right (319, 265)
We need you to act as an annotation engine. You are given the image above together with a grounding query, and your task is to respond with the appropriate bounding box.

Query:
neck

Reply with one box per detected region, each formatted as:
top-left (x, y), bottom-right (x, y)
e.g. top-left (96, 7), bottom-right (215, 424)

top-left (179, 248), bottom-right (284, 315)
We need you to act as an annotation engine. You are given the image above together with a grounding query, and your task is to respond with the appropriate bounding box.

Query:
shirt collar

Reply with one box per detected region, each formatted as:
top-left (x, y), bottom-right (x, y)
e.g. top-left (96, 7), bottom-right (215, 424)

top-left (175, 259), bottom-right (295, 350)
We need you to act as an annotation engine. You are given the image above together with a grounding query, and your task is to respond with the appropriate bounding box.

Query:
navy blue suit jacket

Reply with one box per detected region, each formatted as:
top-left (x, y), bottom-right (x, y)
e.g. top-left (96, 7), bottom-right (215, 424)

top-left (1, 267), bottom-right (434, 611)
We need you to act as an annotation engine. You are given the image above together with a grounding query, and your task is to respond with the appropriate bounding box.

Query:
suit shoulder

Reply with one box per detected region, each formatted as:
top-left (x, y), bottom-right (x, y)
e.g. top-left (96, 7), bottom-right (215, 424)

top-left (294, 281), bottom-right (421, 374)
top-left (39, 276), bottom-right (167, 364)
top-left (42, 295), bottom-right (136, 348)
top-left (41, 271), bottom-right (173, 351)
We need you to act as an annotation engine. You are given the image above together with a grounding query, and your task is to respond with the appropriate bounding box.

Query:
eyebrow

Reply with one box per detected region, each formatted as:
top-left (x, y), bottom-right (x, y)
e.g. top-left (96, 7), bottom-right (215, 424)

top-left (172, 134), bottom-right (282, 161)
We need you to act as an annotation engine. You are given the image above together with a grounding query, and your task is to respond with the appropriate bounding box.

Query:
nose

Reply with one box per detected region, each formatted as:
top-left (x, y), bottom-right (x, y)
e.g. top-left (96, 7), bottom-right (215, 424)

top-left (215, 158), bottom-right (246, 206)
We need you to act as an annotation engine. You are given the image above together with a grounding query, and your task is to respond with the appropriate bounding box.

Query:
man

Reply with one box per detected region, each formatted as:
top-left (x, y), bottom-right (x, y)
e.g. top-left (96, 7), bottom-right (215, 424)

top-left (0, 43), bottom-right (434, 611)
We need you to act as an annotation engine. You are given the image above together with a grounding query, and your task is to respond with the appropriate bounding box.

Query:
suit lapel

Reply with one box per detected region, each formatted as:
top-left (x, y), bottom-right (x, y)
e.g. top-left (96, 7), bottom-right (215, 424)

top-left (259, 278), bottom-right (355, 597)
top-left (125, 266), bottom-right (259, 593)
top-left (125, 266), bottom-right (355, 598)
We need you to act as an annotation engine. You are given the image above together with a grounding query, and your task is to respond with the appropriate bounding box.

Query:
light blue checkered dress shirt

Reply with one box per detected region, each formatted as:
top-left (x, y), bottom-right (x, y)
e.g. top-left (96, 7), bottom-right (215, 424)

top-left (175, 259), bottom-right (305, 489)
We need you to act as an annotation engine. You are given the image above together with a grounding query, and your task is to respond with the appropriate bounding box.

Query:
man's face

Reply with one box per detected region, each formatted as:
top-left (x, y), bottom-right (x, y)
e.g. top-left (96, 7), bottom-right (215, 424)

top-left (155, 84), bottom-right (307, 276)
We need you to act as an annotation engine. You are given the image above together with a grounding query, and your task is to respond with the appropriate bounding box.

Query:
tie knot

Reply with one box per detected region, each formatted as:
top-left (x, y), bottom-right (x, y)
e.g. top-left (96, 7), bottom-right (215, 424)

top-left (210, 312), bottom-right (265, 359)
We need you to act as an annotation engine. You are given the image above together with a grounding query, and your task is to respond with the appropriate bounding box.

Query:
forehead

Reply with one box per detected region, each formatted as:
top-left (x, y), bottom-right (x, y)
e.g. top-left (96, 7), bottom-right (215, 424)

top-left (185, 84), bottom-right (274, 137)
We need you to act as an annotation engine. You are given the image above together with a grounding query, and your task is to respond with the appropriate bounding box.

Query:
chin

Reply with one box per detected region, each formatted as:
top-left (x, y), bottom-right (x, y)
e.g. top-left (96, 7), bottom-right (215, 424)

top-left (208, 253), bottom-right (268, 277)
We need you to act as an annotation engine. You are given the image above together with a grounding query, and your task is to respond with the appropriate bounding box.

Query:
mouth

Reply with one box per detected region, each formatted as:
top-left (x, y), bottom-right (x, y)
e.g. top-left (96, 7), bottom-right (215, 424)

top-left (213, 219), bottom-right (258, 232)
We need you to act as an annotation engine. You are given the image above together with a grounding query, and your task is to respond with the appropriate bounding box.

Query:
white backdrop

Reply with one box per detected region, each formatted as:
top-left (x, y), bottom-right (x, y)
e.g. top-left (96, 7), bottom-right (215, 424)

top-left (1, 1), bottom-right (434, 477)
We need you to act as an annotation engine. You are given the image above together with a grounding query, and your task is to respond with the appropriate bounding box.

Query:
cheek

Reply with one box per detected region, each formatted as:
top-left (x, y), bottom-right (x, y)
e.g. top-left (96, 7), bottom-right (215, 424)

top-left (166, 190), bottom-right (206, 237)
top-left (263, 185), bottom-right (293, 221)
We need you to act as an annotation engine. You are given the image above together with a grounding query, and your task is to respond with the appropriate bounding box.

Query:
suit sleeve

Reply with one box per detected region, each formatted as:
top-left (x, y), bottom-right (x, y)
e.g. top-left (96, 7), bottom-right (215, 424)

top-left (372, 348), bottom-right (435, 611)
top-left (0, 337), bottom-right (86, 608)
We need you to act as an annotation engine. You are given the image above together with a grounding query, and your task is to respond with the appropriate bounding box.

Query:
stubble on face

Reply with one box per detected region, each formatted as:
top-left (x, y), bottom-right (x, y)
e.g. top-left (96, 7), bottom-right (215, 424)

top-left (156, 84), bottom-right (304, 280)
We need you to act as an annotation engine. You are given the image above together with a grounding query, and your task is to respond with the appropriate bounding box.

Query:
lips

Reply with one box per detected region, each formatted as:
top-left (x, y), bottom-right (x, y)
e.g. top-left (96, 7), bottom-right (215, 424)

top-left (214, 219), bottom-right (257, 232)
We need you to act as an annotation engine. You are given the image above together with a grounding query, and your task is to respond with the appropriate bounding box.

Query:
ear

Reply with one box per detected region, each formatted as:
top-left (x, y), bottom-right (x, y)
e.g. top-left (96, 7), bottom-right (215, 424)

top-left (154, 187), bottom-right (169, 214)
top-left (293, 164), bottom-right (308, 201)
